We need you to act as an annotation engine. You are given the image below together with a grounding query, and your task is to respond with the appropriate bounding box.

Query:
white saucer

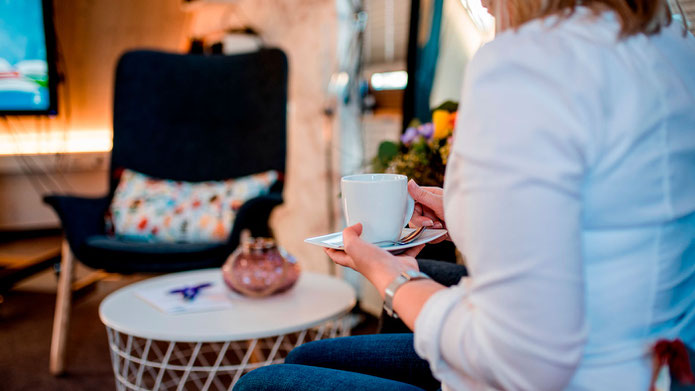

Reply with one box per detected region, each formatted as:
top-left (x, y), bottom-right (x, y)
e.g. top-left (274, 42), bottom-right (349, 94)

top-left (304, 228), bottom-right (447, 252)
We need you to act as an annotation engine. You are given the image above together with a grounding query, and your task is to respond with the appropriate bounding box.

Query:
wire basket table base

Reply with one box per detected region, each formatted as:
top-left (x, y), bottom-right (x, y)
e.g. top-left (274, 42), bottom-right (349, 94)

top-left (105, 318), bottom-right (351, 391)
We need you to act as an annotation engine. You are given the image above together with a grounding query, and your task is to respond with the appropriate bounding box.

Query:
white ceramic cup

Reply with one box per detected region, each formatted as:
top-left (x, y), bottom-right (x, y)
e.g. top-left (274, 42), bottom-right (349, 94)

top-left (341, 174), bottom-right (415, 244)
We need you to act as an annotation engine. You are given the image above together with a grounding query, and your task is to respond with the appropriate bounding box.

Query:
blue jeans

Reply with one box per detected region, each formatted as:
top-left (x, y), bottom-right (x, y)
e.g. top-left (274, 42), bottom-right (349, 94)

top-left (233, 334), bottom-right (440, 391)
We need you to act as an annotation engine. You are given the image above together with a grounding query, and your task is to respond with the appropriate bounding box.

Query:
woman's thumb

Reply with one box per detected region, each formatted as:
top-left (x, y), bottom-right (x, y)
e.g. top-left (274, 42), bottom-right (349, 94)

top-left (343, 223), bottom-right (363, 242)
top-left (408, 180), bottom-right (440, 208)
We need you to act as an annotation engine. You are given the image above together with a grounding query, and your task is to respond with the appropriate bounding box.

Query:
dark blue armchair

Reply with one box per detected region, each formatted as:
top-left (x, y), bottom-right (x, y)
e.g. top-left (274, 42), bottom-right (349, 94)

top-left (45, 48), bottom-right (288, 374)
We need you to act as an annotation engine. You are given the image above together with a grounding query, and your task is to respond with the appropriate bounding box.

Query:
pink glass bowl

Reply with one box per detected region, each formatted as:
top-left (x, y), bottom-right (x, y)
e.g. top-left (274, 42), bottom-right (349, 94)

top-left (222, 237), bottom-right (300, 297)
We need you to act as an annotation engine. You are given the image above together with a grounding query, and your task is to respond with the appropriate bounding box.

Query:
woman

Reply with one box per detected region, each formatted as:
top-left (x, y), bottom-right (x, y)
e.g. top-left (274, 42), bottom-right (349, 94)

top-left (235, 0), bottom-right (695, 389)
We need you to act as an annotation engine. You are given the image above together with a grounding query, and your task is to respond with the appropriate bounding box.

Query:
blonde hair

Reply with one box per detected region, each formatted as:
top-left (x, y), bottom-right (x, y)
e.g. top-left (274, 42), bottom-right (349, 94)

top-left (494, 0), bottom-right (676, 37)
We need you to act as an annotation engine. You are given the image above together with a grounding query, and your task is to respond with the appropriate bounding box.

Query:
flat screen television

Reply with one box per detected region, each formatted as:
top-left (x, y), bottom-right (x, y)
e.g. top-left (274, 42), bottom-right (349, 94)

top-left (0, 0), bottom-right (58, 115)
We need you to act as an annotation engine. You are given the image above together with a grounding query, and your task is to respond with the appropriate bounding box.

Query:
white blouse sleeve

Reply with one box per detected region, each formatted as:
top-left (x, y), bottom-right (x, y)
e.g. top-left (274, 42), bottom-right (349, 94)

top-left (414, 34), bottom-right (599, 390)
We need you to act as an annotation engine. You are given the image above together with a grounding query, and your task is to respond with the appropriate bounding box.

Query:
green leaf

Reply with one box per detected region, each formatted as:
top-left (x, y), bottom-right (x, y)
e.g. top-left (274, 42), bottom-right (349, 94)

top-left (407, 119), bottom-right (422, 128)
top-left (433, 100), bottom-right (459, 113)
top-left (377, 141), bottom-right (399, 163)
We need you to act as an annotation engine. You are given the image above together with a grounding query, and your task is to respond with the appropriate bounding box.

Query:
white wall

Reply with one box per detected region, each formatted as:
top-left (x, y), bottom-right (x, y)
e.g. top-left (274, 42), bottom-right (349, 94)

top-left (0, 0), bottom-right (191, 230)
top-left (0, 1), bottom-right (339, 275)
top-left (430, 0), bottom-right (494, 106)
top-left (0, 153), bottom-right (109, 230)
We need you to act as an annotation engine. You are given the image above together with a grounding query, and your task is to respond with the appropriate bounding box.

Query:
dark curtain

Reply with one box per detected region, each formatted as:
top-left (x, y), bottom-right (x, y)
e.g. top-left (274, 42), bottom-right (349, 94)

top-left (403, 0), bottom-right (444, 128)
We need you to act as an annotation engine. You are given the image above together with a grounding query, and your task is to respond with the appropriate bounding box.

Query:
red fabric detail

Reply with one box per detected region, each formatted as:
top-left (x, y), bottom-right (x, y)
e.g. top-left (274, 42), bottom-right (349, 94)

top-left (112, 167), bottom-right (125, 182)
top-left (650, 339), bottom-right (695, 390)
top-left (138, 218), bottom-right (148, 230)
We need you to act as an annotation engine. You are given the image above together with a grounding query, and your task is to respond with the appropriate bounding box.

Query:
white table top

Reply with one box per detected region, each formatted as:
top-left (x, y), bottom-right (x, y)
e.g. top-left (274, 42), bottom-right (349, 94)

top-left (99, 269), bottom-right (356, 342)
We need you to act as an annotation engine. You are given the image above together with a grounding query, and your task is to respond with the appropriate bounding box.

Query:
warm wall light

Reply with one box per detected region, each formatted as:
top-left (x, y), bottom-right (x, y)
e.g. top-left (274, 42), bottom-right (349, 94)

top-left (0, 129), bottom-right (112, 155)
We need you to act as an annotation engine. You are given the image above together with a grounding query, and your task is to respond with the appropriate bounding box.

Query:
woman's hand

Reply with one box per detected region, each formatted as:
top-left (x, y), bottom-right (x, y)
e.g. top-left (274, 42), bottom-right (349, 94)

top-left (407, 180), bottom-right (449, 243)
top-left (325, 223), bottom-right (424, 297)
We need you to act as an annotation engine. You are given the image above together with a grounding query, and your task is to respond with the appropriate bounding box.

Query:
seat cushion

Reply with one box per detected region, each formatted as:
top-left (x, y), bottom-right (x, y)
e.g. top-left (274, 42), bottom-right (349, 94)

top-left (85, 235), bottom-right (224, 254)
top-left (81, 235), bottom-right (232, 273)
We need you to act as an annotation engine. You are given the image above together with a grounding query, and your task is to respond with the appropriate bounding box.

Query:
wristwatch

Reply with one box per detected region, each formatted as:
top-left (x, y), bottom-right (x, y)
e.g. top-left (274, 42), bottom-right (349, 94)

top-left (383, 270), bottom-right (431, 318)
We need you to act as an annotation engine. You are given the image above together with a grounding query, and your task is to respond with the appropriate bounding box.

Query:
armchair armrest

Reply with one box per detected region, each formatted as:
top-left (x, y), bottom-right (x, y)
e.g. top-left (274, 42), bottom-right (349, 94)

top-left (227, 192), bottom-right (283, 250)
top-left (44, 195), bottom-right (111, 256)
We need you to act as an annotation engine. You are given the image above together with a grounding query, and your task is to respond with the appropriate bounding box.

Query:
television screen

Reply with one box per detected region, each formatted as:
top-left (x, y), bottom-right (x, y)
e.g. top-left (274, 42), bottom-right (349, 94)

top-left (0, 0), bottom-right (58, 115)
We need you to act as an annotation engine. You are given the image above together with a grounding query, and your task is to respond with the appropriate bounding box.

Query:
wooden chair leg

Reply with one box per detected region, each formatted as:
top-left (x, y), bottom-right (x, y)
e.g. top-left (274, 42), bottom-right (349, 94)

top-left (50, 240), bottom-right (75, 375)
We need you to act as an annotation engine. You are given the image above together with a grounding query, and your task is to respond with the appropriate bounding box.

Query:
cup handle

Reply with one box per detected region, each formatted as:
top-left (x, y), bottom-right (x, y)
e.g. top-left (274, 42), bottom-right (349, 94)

top-left (402, 194), bottom-right (415, 228)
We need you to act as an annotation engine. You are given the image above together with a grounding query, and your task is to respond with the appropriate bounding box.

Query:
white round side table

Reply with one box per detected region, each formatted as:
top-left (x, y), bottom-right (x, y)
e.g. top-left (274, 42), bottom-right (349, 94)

top-left (99, 269), bottom-right (356, 391)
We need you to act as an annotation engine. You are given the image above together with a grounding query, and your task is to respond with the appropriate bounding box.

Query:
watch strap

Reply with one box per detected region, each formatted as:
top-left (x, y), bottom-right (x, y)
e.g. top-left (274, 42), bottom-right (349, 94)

top-left (383, 270), bottom-right (430, 318)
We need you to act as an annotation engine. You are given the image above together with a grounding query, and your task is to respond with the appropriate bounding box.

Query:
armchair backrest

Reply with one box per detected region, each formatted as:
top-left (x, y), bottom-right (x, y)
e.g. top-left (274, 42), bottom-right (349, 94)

top-left (110, 49), bottom-right (287, 192)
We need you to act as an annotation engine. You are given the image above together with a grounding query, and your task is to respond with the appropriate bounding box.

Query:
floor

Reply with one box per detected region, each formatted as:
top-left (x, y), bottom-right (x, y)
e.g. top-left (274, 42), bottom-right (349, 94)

top-left (0, 264), bottom-right (379, 391)
top-left (0, 233), bottom-right (105, 390)
top-left (0, 233), bottom-right (62, 291)
top-left (1, 269), bottom-right (142, 391)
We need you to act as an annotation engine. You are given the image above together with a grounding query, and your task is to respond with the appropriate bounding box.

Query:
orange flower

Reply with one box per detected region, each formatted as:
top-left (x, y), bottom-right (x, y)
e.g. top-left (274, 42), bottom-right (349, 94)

top-left (449, 111), bottom-right (457, 130)
top-left (432, 110), bottom-right (454, 139)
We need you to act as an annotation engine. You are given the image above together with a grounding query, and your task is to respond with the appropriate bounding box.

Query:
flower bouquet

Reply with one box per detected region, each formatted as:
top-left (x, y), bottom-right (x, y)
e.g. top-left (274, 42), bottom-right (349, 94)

top-left (372, 101), bottom-right (458, 187)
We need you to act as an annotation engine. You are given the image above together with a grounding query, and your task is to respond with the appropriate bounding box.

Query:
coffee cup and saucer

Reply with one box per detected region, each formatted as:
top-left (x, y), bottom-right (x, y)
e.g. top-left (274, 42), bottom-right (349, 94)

top-left (304, 174), bottom-right (447, 251)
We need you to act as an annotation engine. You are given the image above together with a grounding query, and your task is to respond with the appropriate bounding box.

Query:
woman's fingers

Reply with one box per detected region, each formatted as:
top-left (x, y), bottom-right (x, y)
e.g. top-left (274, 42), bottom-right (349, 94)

top-left (421, 207), bottom-right (444, 229)
top-left (411, 204), bottom-right (444, 229)
top-left (325, 248), bottom-right (355, 269)
top-left (429, 235), bottom-right (448, 244)
top-left (409, 214), bottom-right (434, 228)
top-left (420, 186), bottom-right (444, 195)
top-left (410, 182), bottom-right (445, 229)
top-left (341, 223), bottom-right (363, 249)
top-left (342, 224), bottom-right (392, 268)
top-left (401, 244), bottom-right (425, 258)
top-left (411, 201), bottom-right (433, 228)
top-left (421, 205), bottom-right (439, 220)
top-left (408, 180), bottom-right (445, 220)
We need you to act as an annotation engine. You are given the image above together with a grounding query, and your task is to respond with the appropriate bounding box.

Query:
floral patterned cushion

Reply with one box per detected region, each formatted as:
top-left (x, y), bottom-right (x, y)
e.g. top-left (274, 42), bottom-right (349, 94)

top-left (108, 169), bottom-right (278, 243)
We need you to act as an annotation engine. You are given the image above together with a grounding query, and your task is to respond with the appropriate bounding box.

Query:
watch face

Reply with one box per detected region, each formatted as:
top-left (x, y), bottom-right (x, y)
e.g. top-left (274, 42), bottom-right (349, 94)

top-left (403, 270), bottom-right (428, 280)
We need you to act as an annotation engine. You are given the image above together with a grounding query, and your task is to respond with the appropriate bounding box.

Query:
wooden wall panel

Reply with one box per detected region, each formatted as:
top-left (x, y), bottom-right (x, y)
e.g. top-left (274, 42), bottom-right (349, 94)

top-left (11, 0), bottom-right (192, 133)
top-left (0, 0), bottom-right (191, 230)
top-left (680, 0), bottom-right (695, 33)
top-left (363, 0), bottom-right (411, 65)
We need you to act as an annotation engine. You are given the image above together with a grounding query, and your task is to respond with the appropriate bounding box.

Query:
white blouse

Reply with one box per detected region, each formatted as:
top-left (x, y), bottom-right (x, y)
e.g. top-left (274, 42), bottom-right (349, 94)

top-left (414, 8), bottom-right (695, 391)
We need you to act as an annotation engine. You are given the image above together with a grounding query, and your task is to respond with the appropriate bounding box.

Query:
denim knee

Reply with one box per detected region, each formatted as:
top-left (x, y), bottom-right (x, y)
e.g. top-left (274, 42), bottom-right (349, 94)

top-left (285, 340), bottom-right (319, 365)
top-left (233, 365), bottom-right (275, 391)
